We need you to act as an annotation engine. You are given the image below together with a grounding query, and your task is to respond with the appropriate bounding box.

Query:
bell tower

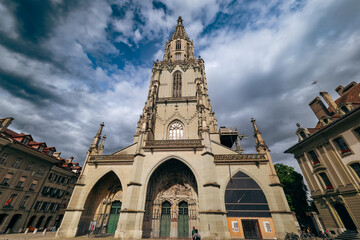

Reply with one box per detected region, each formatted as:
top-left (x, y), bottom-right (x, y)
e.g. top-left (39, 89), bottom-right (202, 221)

top-left (134, 16), bottom-right (218, 152)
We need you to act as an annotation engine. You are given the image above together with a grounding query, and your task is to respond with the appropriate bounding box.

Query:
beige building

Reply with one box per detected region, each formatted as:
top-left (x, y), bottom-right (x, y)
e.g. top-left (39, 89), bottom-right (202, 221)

top-left (0, 117), bottom-right (80, 233)
top-left (57, 17), bottom-right (298, 239)
top-left (285, 82), bottom-right (360, 235)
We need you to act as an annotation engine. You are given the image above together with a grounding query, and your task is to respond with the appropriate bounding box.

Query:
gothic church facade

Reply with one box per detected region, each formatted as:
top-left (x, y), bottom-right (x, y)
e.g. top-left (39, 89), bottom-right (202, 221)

top-left (57, 17), bottom-right (298, 239)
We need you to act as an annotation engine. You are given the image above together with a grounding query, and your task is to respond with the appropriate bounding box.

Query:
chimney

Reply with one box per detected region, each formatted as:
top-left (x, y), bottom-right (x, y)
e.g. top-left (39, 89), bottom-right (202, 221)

top-left (320, 92), bottom-right (337, 113)
top-left (343, 81), bottom-right (357, 95)
top-left (0, 117), bottom-right (14, 132)
top-left (53, 152), bottom-right (61, 158)
top-left (335, 85), bottom-right (344, 96)
top-left (309, 97), bottom-right (330, 120)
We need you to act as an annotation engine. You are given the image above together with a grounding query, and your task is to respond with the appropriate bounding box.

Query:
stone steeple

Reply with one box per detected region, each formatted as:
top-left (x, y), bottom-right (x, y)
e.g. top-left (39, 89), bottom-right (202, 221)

top-left (163, 16), bottom-right (195, 61)
top-left (133, 16), bottom-right (218, 153)
top-left (170, 16), bottom-right (190, 41)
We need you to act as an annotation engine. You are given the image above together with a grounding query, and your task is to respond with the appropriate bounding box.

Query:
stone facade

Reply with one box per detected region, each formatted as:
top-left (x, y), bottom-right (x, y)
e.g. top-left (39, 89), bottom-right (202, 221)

top-left (0, 117), bottom-right (80, 233)
top-left (285, 82), bottom-right (360, 235)
top-left (57, 17), bottom-right (298, 239)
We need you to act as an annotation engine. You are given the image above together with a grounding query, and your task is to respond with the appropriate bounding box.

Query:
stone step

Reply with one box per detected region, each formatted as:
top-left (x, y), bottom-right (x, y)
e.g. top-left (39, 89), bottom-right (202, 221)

top-left (334, 230), bottom-right (360, 240)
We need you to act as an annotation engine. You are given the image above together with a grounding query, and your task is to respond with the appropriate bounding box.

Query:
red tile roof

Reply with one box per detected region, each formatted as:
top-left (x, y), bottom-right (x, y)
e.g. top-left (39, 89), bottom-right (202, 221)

top-left (1, 125), bottom-right (81, 174)
top-left (307, 82), bottom-right (359, 135)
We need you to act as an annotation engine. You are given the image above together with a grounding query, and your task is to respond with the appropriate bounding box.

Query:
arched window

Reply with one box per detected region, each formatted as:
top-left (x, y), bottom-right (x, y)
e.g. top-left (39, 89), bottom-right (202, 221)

top-left (173, 71), bottom-right (182, 97)
top-left (176, 40), bottom-right (181, 50)
top-left (169, 121), bottom-right (183, 140)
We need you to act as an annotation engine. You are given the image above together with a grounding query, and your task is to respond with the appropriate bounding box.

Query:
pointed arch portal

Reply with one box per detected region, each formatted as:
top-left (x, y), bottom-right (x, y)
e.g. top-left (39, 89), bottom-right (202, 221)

top-left (142, 159), bottom-right (198, 238)
top-left (77, 171), bottom-right (122, 236)
top-left (225, 171), bottom-right (270, 239)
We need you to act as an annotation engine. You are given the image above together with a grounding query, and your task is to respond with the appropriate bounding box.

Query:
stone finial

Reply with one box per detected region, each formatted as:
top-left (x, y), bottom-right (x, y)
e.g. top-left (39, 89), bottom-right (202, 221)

top-left (177, 16), bottom-right (183, 25)
top-left (251, 118), bottom-right (269, 153)
top-left (296, 123), bottom-right (301, 128)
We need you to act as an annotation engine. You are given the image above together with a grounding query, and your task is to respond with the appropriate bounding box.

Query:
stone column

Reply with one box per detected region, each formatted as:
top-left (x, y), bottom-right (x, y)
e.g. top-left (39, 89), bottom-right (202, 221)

top-left (170, 203), bottom-right (178, 238)
top-left (114, 153), bottom-right (146, 239)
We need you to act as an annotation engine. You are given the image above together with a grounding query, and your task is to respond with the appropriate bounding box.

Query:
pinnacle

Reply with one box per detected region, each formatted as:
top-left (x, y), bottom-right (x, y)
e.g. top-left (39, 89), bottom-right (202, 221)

top-left (170, 16), bottom-right (190, 41)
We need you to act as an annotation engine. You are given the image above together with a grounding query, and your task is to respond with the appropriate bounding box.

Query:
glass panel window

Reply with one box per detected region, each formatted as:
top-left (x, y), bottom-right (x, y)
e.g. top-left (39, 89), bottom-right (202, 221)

top-left (19, 195), bottom-right (30, 208)
top-left (319, 172), bottom-right (333, 189)
top-left (354, 127), bottom-right (360, 137)
top-left (48, 173), bottom-right (53, 181)
top-left (175, 53), bottom-right (181, 60)
top-left (29, 179), bottom-right (38, 190)
top-left (350, 163), bottom-right (360, 179)
top-left (176, 40), bottom-right (181, 50)
top-left (25, 162), bottom-right (34, 171)
top-left (299, 131), bottom-right (307, 139)
top-left (12, 157), bottom-right (22, 168)
top-left (21, 138), bottom-right (29, 145)
top-left (15, 176), bottom-right (27, 188)
top-left (169, 121), bottom-right (183, 140)
top-left (308, 150), bottom-right (320, 165)
top-left (173, 71), bottom-right (182, 97)
top-left (37, 166), bottom-right (44, 175)
top-left (341, 106), bottom-right (349, 113)
top-left (1, 173), bottom-right (13, 186)
top-left (0, 153), bottom-right (9, 165)
top-left (4, 194), bottom-right (17, 207)
top-left (34, 201), bottom-right (42, 211)
top-left (334, 137), bottom-right (351, 155)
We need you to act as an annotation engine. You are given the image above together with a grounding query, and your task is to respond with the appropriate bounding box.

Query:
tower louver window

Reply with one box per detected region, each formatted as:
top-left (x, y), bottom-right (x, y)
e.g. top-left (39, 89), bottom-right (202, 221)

top-left (176, 40), bottom-right (181, 50)
top-left (173, 71), bottom-right (182, 97)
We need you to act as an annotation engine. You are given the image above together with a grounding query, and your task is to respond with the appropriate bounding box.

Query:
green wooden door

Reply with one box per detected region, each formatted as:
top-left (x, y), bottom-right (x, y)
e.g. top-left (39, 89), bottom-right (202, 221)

top-left (107, 201), bottom-right (122, 234)
top-left (160, 201), bottom-right (171, 237)
top-left (178, 202), bottom-right (189, 238)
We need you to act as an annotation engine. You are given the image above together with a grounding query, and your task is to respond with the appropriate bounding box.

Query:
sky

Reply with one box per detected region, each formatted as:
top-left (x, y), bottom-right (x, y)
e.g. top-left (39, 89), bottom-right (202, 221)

top-left (1, 0), bottom-right (360, 176)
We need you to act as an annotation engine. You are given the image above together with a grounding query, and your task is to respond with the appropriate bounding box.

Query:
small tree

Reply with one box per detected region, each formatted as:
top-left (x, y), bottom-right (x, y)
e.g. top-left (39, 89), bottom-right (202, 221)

top-left (275, 163), bottom-right (310, 227)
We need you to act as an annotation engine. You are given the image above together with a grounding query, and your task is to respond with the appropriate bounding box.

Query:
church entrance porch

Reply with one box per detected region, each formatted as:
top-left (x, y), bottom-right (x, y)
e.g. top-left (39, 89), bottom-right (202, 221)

top-left (142, 159), bottom-right (198, 238)
top-left (77, 171), bottom-right (122, 236)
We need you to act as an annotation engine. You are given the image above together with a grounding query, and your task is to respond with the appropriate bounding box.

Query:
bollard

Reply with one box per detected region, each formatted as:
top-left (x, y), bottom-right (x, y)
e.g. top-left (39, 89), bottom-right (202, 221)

top-left (24, 228), bottom-right (29, 234)
top-left (43, 229), bottom-right (47, 235)
top-left (33, 228), bottom-right (38, 234)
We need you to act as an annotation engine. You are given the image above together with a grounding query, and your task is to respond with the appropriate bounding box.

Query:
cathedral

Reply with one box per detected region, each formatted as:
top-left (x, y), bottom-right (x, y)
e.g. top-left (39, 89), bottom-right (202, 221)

top-left (56, 17), bottom-right (298, 239)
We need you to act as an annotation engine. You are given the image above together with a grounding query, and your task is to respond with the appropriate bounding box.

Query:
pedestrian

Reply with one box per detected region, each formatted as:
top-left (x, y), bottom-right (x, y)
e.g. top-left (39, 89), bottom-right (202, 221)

top-left (193, 229), bottom-right (201, 240)
top-left (192, 226), bottom-right (196, 237)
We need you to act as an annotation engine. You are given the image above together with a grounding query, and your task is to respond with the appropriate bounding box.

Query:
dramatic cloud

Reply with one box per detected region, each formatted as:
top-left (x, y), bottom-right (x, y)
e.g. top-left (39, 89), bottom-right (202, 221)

top-left (1, 0), bottom-right (360, 179)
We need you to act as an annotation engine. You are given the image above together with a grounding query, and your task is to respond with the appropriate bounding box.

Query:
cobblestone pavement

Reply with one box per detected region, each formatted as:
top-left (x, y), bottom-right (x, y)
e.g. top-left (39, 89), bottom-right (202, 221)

top-left (0, 232), bottom-right (114, 240)
top-left (0, 232), bottom-right (329, 240)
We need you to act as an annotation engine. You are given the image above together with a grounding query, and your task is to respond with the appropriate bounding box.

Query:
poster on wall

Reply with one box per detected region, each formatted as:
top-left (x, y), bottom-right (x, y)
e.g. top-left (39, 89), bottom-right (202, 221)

top-left (263, 221), bottom-right (271, 232)
top-left (231, 221), bottom-right (239, 232)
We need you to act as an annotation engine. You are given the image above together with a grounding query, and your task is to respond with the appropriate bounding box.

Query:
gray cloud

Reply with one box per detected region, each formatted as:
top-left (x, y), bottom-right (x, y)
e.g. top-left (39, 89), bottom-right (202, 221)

top-left (0, 0), bottom-right (359, 177)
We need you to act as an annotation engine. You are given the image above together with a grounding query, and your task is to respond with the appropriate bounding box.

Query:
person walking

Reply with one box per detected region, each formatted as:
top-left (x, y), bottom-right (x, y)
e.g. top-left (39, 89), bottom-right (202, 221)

top-left (193, 229), bottom-right (201, 240)
top-left (192, 227), bottom-right (196, 238)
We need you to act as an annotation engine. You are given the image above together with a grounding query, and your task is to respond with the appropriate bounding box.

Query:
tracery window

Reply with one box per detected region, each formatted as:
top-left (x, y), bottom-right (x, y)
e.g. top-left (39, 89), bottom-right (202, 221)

top-left (176, 40), bottom-right (181, 50)
top-left (173, 71), bottom-right (182, 97)
top-left (169, 121), bottom-right (183, 140)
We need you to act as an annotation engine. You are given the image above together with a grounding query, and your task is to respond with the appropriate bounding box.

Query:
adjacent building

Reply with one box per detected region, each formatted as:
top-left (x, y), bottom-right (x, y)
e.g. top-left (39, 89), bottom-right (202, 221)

top-left (285, 82), bottom-right (360, 235)
top-left (57, 17), bottom-right (298, 239)
top-left (0, 117), bottom-right (81, 233)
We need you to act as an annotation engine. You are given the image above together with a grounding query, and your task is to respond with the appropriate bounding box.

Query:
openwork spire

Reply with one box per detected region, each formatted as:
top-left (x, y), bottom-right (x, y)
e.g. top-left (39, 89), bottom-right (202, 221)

top-left (170, 16), bottom-right (190, 41)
